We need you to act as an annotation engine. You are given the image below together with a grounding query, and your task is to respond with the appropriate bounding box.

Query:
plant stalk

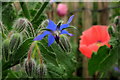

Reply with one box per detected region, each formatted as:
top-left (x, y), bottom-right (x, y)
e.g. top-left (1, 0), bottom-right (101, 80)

top-left (19, 2), bottom-right (31, 20)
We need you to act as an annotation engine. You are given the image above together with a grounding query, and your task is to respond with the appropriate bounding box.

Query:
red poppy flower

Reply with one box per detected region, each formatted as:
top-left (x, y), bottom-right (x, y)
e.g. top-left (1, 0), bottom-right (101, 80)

top-left (79, 25), bottom-right (110, 58)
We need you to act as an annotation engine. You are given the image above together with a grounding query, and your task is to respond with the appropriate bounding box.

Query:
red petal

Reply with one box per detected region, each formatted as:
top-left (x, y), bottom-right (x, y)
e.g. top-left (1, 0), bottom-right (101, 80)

top-left (103, 41), bottom-right (111, 48)
top-left (88, 43), bottom-right (99, 52)
top-left (79, 45), bottom-right (92, 58)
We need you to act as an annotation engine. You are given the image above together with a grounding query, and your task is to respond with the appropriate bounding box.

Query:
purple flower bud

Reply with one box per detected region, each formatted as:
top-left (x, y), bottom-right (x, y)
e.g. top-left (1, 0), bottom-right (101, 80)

top-left (13, 18), bottom-right (29, 32)
top-left (58, 35), bottom-right (71, 52)
top-left (9, 33), bottom-right (22, 53)
top-left (24, 58), bottom-right (36, 77)
top-left (36, 64), bottom-right (47, 78)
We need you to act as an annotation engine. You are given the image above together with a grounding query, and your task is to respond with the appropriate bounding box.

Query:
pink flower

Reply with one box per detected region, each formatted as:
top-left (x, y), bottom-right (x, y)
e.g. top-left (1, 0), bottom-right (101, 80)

top-left (79, 25), bottom-right (110, 58)
top-left (57, 3), bottom-right (68, 17)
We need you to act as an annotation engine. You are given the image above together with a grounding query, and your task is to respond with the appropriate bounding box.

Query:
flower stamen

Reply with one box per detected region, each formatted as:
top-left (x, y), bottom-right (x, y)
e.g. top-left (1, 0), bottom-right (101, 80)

top-left (97, 40), bottom-right (102, 47)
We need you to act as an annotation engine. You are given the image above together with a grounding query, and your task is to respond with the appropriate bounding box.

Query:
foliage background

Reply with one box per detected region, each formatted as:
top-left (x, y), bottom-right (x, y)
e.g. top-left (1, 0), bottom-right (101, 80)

top-left (1, 1), bottom-right (120, 79)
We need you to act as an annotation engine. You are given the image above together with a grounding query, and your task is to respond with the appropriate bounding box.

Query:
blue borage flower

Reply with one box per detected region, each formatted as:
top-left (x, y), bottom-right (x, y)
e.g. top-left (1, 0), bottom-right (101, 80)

top-left (34, 15), bottom-right (74, 46)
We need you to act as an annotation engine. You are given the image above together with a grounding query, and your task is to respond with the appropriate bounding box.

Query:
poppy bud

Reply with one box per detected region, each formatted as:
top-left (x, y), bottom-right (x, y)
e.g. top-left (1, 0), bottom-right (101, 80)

top-left (108, 25), bottom-right (115, 36)
top-left (36, 64), bottom-right (47, 78)
top-left (114, 16), bottom-right (120, 32)
top-left (59, 35), bottom-right (72, 53)
top-left (57, 3), bottom-right (68, 17)
top-left (24, 58), bottom-right (36, 77)
top-left (114, 16), bottom-right (120, 26)
top-left (2, 39), bottom-right (10, 61)
top-left (9, 33), bottom-right (22, 53)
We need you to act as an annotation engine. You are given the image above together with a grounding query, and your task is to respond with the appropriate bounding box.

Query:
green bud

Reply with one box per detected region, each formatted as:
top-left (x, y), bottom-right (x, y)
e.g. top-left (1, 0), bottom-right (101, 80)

top-left (36, 64), bottom-right (47, 78)
top-left (9, 33), bottom-right (22, 53)
top-left (0, 21), bottom-right (8, 38)
top-left (114, 16), bottom-right (120, 26)
top-left (2, 39), bottom-right (10, 61)
top-left (24, 58), bottom-right (36, 77)
top-left (13, 18), bottom-right (35, 37)
top-left (108, 25), bottom-right (115, 36)
top-left (13, 18), bottom-right (29, 32)
top-left (13, 18), bottom-right (26, 32)
top-left (59, 35), bottom-right (72, 53)
top-left (57, 20), bottom-right (63, 28)
top-left (41, 19), bottom-right (49, 28)
top-left (37, 19), bottom-right (49, 35)
top-left (0, 21), bottom-right (4, 33)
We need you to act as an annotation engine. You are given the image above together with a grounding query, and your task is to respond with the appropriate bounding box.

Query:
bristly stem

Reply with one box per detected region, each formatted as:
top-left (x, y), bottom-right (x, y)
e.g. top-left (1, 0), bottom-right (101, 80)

top-left (35, 44), bottom-right (43, 64)
top-left (31, 2), bottom-right (49, 23)
top-left (19, 2), bottom-right (31, 20)
top-left (99, 72), bottom-right (105, 79)
top-left (27, 42), bottom-right (35, 60)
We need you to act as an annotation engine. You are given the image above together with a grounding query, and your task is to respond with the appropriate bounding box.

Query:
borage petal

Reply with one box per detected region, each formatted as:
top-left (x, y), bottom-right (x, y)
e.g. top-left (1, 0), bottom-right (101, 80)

top-left (47, 19), bottom-right (57, 31)
top-left (34, 31), bottom-right (50, 41)
top-left (67, 15), bottom-right (74, 24)
top-left (60, 24), bottom-right (69, 30)
top-left (60, 30), bottom-right (73, 36)
top-left (48, 34), bottom-right (55, 46)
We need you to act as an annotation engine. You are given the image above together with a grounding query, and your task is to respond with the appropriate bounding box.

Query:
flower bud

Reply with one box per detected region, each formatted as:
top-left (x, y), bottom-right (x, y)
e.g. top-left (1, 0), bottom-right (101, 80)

top-left (57, 3), bottom-right (68, 17)
top-left (0, 21), bottom-right (8, 38)
top-left (36, 64), bottom-right (47, 78)
top-left (0, 21), bottom-right (5, 33)
top-left (13, 18), bottom-right (30, 32)
top-left (37, 19), bottom-right (49, 34)
top-left (59, 35), bottom-right (72, 53)
top-left (13, 18), bottom-right (26, 32)
top-left (24, 58), bottom-right (36, 77)
top-left (114, 16), bottom-right (120, 33)
top-left (114, 16), bottom-right (120, 26)
top-left (9, 33), bottom-right (22, 53)
top-left (2, 39), bottom-right (10, 61)
top-left (108, 25), bottom-right (115, 36)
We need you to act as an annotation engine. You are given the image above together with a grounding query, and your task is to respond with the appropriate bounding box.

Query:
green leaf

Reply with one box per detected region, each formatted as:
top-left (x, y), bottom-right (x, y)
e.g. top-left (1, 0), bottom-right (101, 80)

top-left (50, 42), bottom-right (76, 76)
top-left (88, 45), bottom-right (110, 75)
top-left (36, 37), bottom-right (76, 77)
top-left (19, 2), bottom-right (31, 20)
top-left (2, 38), bottom-right (34, 71)
top-left (62, 26), bottom-right (77, 30)
top-left (31, 2), bottom-right (49, 23)
top-left (2, 3), bottom-right (16, 30)
top-left (2, 70), bottom-right (10, 79)
top-left (12, 37), bottom-right (33, 62)
top-left (99, 45), bottom-right (119, 72)
top-left (6, 70), bottom-right (19, 78)
top-left (37, 39), bottom-right (58, 66)
top-left (47, 63), bottom-right (64, 78)
top-left (41, 28), bottom-right (53, 32)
